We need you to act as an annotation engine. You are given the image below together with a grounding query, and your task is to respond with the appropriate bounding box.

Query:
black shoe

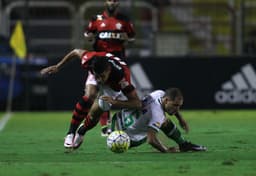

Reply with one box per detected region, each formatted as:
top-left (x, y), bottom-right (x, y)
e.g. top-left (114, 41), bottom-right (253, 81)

top-left (179, 141), bottom-right (207, 152)
top-left (101, 126), bottom-right (112, 137)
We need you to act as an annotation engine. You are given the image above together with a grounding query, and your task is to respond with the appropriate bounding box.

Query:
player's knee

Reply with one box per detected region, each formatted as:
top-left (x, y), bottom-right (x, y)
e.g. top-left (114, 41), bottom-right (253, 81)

top-left (90, 102), bottom-right (105, 115)
top-left (77, 96), bottom-right (93, 108)
top-left (85, 92), bottom-right (97, 100)
top-left (84, 85), bottom-right (98, 100)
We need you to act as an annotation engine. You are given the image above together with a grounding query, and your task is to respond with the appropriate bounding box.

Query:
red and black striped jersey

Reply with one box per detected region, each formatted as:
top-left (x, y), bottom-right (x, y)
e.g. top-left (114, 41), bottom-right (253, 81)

top-left (80, 51), bottom-right (135, 94)
top-left (85, 11), bottom-right (135, 58)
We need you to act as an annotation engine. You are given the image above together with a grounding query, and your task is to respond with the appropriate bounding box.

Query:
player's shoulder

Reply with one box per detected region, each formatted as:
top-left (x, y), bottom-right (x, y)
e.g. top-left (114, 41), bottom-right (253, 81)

top-left (150, 90), bottom-right (165, 98)
top-left (82, 51), bottom-right (106, 59)
top-left (115, 12), bottom-right (131, 22)
top-left (90, 14), bottom-right (104, 21)
top-left (81, 51), bottom-right (110, 66)
top-left (142, 90), bottom-right (164, 106)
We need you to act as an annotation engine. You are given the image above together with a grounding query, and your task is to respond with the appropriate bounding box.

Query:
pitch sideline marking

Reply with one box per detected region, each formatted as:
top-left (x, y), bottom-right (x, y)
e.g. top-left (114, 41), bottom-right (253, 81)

top-left (0, 112), bottom-right (12, 131)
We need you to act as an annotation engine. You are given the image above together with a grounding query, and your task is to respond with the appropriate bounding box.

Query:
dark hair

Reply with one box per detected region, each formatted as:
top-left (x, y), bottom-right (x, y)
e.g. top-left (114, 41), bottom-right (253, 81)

top-left (89, 56), bottom-right (110, 74)
top-left (164, 87), bottom-right (183, 100)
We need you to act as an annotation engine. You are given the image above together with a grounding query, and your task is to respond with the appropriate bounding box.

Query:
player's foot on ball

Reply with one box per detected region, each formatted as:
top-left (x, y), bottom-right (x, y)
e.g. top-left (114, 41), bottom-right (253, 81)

top-left (64, 133), bottom-right (74, 148)
top-left (179, 141), bottom-right (207, 152)
top-left (73, 133), bottom-right (84, 149)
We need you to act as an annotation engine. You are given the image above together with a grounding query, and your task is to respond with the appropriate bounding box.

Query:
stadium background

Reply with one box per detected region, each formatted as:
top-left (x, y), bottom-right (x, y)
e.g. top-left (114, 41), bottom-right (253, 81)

top-left (0, 0), bottom-right (256, 111)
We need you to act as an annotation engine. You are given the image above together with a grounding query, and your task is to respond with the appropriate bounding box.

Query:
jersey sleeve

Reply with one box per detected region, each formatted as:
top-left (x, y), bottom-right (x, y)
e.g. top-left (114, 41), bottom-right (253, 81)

top-left (120, 66), bottom-right (135, 94)
top-left (147, 105), bottom-right (166, 132)
top-left (85, 15), bottom-right (97, 34)
top-left (116, 12), bottom-right (136, 39)
top-left (121, 84), bottom-right (135, 95)
top-left (125, 21), bottom-right (136, 38)
top-left (81, 51), bottom-right (91, 69)
top-left (81, 51), bottom-right (108, 69)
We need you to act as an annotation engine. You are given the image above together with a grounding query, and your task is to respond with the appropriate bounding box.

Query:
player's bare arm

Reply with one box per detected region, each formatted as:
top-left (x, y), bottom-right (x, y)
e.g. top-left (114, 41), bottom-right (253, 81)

top-left (100, 90), bottom-right (142, 109)
top-left (121, 33), bottom-right (135, 46)
top-left (124, 33), bottom-right (135, 42)
top-left (84, 32), bottom-right (95, 42)
top-left (147, 128), bottom-right (178, 153)
top-left (40, 49), bottom-right (85, 75)
top-left (175, 112), bottom-right (189, 133)
top-left (120, 33), bottom-right (134, 42)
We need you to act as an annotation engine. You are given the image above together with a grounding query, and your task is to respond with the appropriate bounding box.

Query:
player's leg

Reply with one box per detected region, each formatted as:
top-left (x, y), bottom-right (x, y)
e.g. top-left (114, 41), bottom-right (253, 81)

top-left (73, 99), bottom-right (104, 149)
top-left (64, 75), bottom-right (97, 148)
top-left (73, 87), bottom-right (126, 149)
top-left (64, 95), bottom-right (93, 148)
top-left (161, 119), bottom-right (206, 152)
top-left (80, 100), bottom-right (104, 133)
top-left (86, 72), bottom-right (111, 137)
top-left (66, 74), bottom-right (98, 149)
top-left (100, 111), bottom-right (112, 136)
top-left (161, 119), bottom-right (186, 145)
top-left (111, 110), bottom-right (146, 148)
top-left (99, 87), bottom-right (126, 136)
top-left (111, 111), bottom-right (123, 131)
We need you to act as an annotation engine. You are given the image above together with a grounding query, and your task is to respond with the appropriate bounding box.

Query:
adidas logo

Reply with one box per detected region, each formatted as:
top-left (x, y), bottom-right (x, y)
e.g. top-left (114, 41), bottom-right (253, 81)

top-left (215, 64), bottom-right (256, 104)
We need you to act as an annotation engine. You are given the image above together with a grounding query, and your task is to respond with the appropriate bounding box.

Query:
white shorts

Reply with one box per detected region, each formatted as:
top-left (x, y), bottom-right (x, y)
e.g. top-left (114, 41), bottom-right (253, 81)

top-left (85, 71), bottom-right (126, 100)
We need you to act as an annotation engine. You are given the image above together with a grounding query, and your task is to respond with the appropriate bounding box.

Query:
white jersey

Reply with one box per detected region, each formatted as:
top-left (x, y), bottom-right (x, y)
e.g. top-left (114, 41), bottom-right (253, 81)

top-left (117, 90), bottom-right (167, 142)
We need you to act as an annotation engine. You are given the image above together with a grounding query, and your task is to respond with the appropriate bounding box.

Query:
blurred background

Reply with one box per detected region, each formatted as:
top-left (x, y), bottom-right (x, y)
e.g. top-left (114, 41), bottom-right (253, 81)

top-left (0, 0), bottom-right (256, 111)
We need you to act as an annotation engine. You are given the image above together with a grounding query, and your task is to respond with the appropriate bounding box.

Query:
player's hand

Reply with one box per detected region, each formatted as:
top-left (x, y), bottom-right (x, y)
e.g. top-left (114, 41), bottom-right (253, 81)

top-left (40, 65), bottom-right (59, 75)
top-left (167, 146), bottom-right (179, 153)
top-left (84, 32), bottom-right (95, 42)
top-left (100, 96), bottom-right (115, 105)
top-left (120, 33), bottom-right (128, 41)
top-left (179, 118), bottom-right (189, 133)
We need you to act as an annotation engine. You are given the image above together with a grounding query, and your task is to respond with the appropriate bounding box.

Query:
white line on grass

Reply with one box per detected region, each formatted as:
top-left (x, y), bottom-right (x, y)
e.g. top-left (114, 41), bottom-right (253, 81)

top-left (0, 112), bottom-right (12, 131)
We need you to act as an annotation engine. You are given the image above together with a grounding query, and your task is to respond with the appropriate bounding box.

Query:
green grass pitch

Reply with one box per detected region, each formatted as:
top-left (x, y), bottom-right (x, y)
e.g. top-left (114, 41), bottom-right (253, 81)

top-left (0, 110), bottom-right (255, 176)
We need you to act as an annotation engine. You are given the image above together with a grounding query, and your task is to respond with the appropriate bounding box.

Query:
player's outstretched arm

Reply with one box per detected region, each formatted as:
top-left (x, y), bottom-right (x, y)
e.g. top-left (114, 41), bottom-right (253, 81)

top-left (40, 49), bottom-right (86, 75)
top-left (103, 90), bottom-right (142, 109)
top-left (174, 112), bottom-right (189, 133)
top-left (147, 128), bottom-right (178, 153)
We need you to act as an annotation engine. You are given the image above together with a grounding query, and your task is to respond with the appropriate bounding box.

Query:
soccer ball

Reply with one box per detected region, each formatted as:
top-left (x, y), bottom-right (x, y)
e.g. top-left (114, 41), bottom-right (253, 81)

top-left (107, 130), bottom-right (130, 153)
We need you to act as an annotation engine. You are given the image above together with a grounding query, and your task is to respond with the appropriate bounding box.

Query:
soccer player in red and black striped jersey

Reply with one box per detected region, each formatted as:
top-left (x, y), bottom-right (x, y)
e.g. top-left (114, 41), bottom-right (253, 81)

top-left (84, 0), bottom-right (135, 58)
top-left (40, 49), bottom-right (142, 149)
top-left (84, 0), bottom-right (136, 136)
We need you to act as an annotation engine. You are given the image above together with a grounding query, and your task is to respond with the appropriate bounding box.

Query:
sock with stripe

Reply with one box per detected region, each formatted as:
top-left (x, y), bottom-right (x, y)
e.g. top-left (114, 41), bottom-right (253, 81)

top-left (160, 119), bottom-right (186, 145)
top-left (67, 96), bottom-right (93, 134)
top-left (99, 111), bottom-right (109, 126)
top-left (77, 114), bottom-right (99, 135)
